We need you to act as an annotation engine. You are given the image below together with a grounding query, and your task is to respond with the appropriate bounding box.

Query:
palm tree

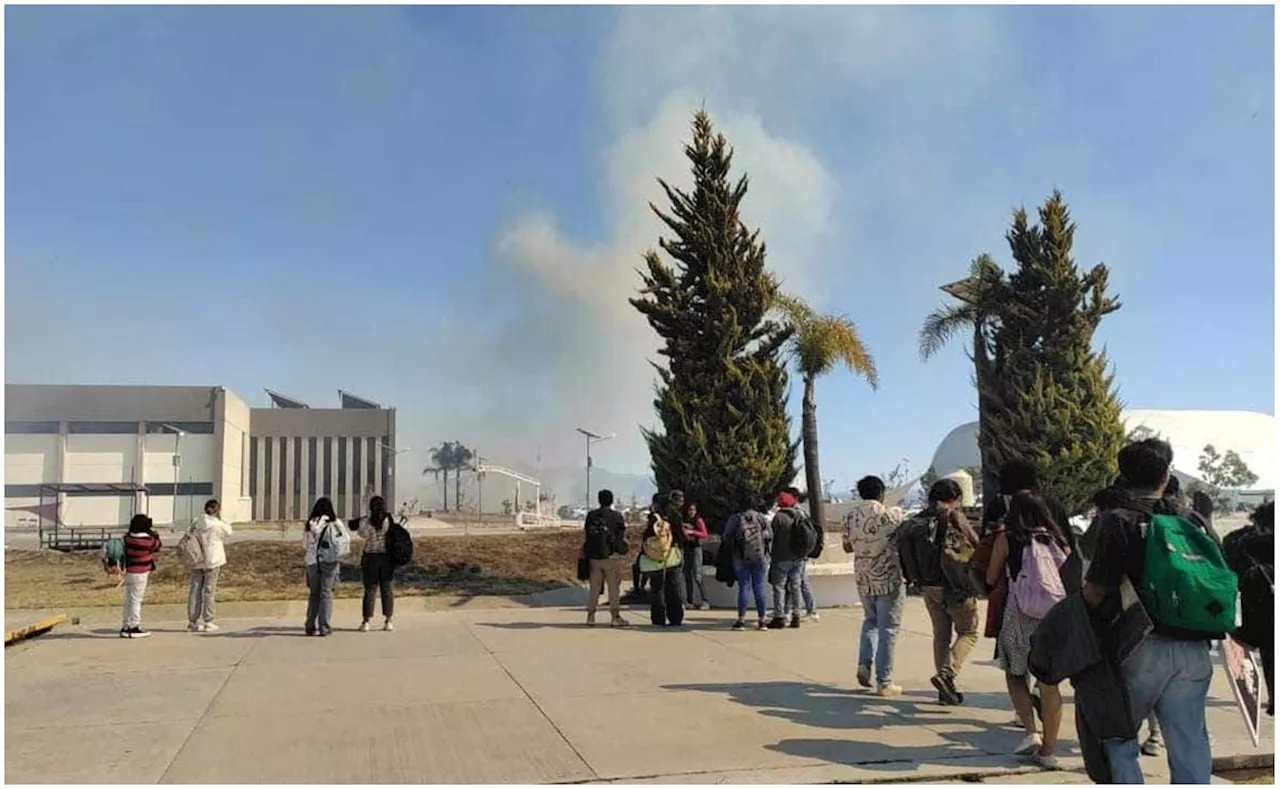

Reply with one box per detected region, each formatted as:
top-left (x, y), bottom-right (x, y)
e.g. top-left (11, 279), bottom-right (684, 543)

top-left (919, 253), bottom-right (1007, 520)
top-left (423, 441), bottom-right (476, 513)
top-left (774, 294), bottom-right (878, 532)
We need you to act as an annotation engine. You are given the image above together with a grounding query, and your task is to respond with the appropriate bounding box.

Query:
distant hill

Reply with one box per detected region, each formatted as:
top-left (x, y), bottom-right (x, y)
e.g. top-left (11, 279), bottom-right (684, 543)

top-left (411, 461), bottom-right (655, 514)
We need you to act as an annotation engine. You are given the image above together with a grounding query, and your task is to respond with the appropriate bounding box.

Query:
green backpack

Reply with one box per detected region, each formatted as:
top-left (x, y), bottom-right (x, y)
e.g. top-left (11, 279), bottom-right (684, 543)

top-left (1141, 512), bottom-right (1237, 637)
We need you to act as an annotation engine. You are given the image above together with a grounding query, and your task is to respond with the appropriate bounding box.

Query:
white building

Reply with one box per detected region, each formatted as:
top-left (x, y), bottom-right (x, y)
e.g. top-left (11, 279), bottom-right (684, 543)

top-left (928, 409), bottom-right (1276, 505)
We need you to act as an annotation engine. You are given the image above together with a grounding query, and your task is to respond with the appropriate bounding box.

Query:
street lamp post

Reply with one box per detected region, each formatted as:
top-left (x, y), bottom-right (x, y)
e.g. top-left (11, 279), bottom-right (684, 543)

top-left (575, 427), bottom-right (615, 511)
top-left (159, 424), bottom-right (185, 527)
top-left (376, 441), bottom-right (411, 517)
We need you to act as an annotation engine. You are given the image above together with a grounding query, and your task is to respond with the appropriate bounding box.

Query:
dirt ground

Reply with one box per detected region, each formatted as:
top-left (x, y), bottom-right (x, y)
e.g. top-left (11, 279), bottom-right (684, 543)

top-left (5, 530), bottom-right (617, 609)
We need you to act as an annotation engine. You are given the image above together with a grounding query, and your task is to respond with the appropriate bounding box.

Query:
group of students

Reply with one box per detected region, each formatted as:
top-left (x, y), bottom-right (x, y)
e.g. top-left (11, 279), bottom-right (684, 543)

top-left (581, 487), bottom-right (824, 630)
top-left (109, 495), bottom-right (409, 638)
top-left (844, 439), bottom-right (1274, 782)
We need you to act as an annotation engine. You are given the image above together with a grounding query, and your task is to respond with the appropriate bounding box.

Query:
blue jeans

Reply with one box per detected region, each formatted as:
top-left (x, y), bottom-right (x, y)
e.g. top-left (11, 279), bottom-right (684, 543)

top-left (1104, 634), bottom-right (1213, 784)
top-left (858, 586), bottom-right (905, 684)
top-left (733, 558), bottom-right (768, 620)
top-left (800, 559), bottom-right (816, 614)
top-left (770, 559), bottom-right (803, 619)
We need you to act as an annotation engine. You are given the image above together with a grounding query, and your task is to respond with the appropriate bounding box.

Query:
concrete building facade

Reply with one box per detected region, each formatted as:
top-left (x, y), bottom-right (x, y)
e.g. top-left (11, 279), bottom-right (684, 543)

top-left (4, 384), bottom-right (395, 528)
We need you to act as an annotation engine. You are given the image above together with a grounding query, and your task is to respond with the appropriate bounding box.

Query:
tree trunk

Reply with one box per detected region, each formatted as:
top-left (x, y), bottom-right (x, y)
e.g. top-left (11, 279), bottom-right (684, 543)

top-left (442, 470), bottom-right (449, 512)
top-left (455, 469), bottom-right (462, 515)
top-left (801, 374), bottom-right (826, 532)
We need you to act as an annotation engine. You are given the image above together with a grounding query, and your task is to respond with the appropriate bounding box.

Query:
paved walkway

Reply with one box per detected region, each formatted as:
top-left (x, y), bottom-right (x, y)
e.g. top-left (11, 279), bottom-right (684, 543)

top-left (5, 598), bottom-right (1271, 784)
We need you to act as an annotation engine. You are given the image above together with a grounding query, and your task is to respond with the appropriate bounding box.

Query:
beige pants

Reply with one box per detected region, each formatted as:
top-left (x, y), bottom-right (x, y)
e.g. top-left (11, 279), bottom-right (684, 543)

top-left (587, 555), bottom-right (625, 618)
top-left (921, 587), bottom-right (980, 679)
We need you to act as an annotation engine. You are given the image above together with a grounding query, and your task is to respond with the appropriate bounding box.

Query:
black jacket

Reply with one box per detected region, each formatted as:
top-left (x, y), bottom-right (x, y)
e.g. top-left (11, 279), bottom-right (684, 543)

top-left (770, 508), bottom-right (804, 563)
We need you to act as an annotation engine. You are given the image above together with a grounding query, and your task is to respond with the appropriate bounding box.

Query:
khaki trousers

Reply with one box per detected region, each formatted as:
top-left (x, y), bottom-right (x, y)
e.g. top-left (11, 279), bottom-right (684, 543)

top-left (587, 555), bottom-right (625, 618)
top-left (921, 586), bottom-right (980, 679)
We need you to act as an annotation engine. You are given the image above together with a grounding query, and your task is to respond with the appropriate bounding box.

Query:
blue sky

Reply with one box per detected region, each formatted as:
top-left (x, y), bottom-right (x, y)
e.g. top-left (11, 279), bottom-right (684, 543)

top-left (6, 6), bottom-right (1274, 499)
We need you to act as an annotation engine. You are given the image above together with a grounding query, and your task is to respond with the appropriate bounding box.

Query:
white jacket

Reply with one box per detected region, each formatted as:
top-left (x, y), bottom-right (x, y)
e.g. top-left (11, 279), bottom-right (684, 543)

top-left (190, 513), bottom-right (233, 570)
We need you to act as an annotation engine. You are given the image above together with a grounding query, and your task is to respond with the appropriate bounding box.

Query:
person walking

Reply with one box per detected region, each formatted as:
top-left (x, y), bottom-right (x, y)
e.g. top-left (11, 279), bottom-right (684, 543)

top-left (723, 502), bottom-right (774, 631)
top-left (584, 489), bottom-right (629, 628)
top-left (898, 479), bottom-right (980, 705)
top-left (187, 498), bottom-right (232, 633)
top-left (638, 495), bottom-right (684, 627)
top-left (356, 496), bottom-right (396, 632)
top-left (986, 490), bottom-right (1071, 769)
top-left (681, 500), bottom-right (710, 611)
top-left (120, 514), bottom-right (162, 639)
top-left (304, 497), bottom-right (348, 636)
top-left (843, 475), bottom-right (908, 697)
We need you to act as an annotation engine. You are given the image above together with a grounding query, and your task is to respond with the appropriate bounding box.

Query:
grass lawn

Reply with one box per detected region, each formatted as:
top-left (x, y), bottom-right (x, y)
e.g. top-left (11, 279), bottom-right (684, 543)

top-left (5, 530), bottom-right (621, 609)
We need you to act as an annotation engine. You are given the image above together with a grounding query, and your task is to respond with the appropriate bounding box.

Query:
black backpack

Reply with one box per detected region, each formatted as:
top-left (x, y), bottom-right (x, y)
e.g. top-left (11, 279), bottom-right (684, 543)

top-left (787, 509), bottom-right (819, 558)
top-left (584, 510), bottom-right (612, 560)
top-left (898, 513), bottom-right (942, 587)
top-left (386, 519), bottom-right (414, 567)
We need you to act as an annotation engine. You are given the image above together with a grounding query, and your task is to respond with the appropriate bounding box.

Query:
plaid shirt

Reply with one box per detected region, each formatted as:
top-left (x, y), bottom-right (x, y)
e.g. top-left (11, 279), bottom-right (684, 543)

top-left (358, 518), bottom-right (389, 554)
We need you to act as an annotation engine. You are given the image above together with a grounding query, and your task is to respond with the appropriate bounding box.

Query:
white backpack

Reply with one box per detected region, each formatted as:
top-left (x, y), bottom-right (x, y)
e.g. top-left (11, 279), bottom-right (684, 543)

top-left (315, 520), bottom-right (351, 564)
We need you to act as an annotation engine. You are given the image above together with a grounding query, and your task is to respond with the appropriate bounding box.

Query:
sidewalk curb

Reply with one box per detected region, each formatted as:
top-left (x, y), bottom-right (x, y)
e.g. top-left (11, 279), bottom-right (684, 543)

top-left (4, 613), bottom-right (67, 646)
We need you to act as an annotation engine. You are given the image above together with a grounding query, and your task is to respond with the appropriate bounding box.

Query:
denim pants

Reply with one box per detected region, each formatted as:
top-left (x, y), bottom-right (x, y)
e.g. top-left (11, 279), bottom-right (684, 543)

top-left (733, 558), bottom-right (769, 620)
top-left (187, 567), bottom-right (221, 625)
top-left (800, 559), bottom-right (816, 614)
top-left (858, 586), bottom-right (906, 684)
top-left (305, 561), bottom-right (340, 632)
top-left (1103, 634), bottom-right (1213, 784)
top-left (770, 559), bottom-right (803, 619)
top-left (682, 544), bottom-right (707, 607)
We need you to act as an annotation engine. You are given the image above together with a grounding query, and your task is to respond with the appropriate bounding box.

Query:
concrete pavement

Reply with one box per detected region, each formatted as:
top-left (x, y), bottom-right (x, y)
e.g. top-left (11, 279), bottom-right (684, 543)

top-left (5, 597), bottom-right (1272, 784)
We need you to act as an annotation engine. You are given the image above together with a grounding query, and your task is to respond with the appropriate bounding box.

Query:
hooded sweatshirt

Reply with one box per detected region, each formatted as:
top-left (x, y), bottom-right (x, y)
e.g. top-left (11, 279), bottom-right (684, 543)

top-left (190, 512), bottom-right (233, 570)
top-left (842, 499), bottom-right (907, 597)
top-left (769, 492), bottom-right (806, 563)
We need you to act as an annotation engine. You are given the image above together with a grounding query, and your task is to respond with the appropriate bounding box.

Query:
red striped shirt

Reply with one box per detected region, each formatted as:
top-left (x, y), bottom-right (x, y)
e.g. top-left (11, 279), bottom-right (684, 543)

top-left (124, 532), bottom-right (162, 574)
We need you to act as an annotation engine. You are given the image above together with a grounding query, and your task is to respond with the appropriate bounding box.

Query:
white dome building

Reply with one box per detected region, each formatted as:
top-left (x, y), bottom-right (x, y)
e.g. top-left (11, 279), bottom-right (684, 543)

top-left (928, 409), bottom-right (1276, 501)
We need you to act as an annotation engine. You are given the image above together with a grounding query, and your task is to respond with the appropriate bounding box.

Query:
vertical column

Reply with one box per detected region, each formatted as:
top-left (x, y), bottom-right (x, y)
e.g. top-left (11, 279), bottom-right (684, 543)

top-left (344, 437), bottom-right (356, 520)
top-left (328, 437), bottom-right (339, 505)
top-left (373, 441), bottom-right (383, 502)
top-left (270, 437), bottom-right (283, 522)
top-left (283, 436), bottom-right (296, 521)
top-left (255, 438), bottom-right (267, 521)
top-left (299, 437), bottom-right (310, 516)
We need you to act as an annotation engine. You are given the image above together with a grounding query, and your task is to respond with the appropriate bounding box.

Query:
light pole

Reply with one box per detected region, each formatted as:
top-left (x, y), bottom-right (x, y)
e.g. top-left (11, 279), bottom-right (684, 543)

top-left (575, 427), bottom-right (615, 511)
top-left (376, 441), bottom-right (411, 515)
top-left (159, 424), bottom-right (185, 527)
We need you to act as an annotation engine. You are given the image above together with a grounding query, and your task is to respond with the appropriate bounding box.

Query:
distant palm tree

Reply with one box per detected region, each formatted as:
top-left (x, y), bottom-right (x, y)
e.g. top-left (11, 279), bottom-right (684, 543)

top-left (919, 253), bottom-right (1007, 518)
top-left (423, 441), bottom-right (476, 513)
top-left (774, 294), bottom-right (878, 531)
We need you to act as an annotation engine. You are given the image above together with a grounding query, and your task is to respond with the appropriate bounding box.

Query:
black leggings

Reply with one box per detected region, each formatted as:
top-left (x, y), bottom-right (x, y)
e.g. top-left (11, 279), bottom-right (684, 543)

top-left (361, 553), bottom-right (395, 621)
top-left (647, 566), bottom-right (684, 626)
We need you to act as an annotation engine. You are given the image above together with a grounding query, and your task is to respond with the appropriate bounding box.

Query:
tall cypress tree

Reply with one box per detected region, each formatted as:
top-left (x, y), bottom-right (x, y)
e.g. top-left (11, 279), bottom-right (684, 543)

top-left (984, 191), bottom-right (1126, 512)
top-left (631, 111), bottom-right (798, 528)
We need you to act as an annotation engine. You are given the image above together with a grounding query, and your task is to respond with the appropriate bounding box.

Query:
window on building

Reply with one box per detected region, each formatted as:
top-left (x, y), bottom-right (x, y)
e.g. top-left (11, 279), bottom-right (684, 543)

top-left (249, 437), bottom-right (259, 498)
top-left (5, 421), bottom-right (59, 434)
top-left (337, 437), bottom-right (347, 495)
top-left (293, 437), bottom-right (302, 519)
top-left (68, 421), bottom-right (139, 434)
top-left (367, 437), bottom-right (377, 498)
top-left (262, 439), bottom-right (274, 520)
top-left (352, 437), bottom-right (363, 502)
top-left (323, 437), bottom-right (333, 496)
top-left (144, 421), bottom-right (215, 435)
top-left (149, 482), bottom-right (215, 497)
top-left (307, 437), bottom-right (318, 505)
top-left (278, 437), bottom-right (288, 495)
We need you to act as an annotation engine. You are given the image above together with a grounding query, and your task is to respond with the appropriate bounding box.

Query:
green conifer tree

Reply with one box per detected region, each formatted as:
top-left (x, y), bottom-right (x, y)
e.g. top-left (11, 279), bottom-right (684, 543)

top-left (631, 111), bottom-right (798, 528)
top-left (983, 191), bottom-right (1126, 512)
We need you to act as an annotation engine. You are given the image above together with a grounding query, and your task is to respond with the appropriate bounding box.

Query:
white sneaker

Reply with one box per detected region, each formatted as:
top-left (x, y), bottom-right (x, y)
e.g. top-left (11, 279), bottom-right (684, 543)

top-left (1014, 733), bottom-right (1042, 756)
top-left (805, 611), bottom-right (821, 622)
top-left (383, 620), bottom-right (395, 632)
top-left (876, 683), bottom-right (903, 698)
top-left (358, 621), bottom-right (371, 632)
top-left (201, 622), bottom-right (219, 633)
top-left (1031, 751), bottom-right (1060, 770)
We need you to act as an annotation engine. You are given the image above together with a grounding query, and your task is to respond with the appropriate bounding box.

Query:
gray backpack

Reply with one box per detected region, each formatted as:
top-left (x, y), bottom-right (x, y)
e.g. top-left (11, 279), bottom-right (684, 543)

top-left (736, 510), bottom-right (769, 566)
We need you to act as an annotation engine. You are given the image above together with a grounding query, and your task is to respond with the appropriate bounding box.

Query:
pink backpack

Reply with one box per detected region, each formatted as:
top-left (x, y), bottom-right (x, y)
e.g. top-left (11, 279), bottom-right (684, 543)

top-left (1010, 531), bottom-right (1067, 619)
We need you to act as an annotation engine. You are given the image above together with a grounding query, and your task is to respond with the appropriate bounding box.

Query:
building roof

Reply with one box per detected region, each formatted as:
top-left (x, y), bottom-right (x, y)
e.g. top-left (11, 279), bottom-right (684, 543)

top-left (929, 409), bottom-right (1276, 492)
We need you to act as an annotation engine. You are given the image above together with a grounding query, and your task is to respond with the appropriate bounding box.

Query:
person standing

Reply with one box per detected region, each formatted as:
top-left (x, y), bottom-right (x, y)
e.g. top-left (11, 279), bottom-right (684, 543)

top-left (723, 501), bottom-right (774, 631)
top-left (799, 495), bottom-right (825, 622)
top-left (843, 475), bottom-right (908, 697)
top-left (681, 500), bottom-right (710, 611)
top-left (120, 514), bottom-right (162, 639)
top-left (584, 489), bottom-right (630, 628)
top-left (304, 497), bottom-right (347, 636)
top-left (768, 488), bottom-right (814, 629)
top-left (356, 496), bottom-right (396, 632)
top-left (1223, 501), bottom-right (1274, 717)
top-left (898, 479), bottom-right (980, 705)
top-left (187, 499), bottom-right (233, 633)
top-left (638, 495), bottom-right (685, 627)
top-left (1084, 438), bottom-right (1227, 784)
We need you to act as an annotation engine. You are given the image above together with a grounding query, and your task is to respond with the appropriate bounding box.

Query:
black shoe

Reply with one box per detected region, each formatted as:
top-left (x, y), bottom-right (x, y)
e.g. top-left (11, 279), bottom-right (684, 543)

top-left (757, 619), bottom-right (769, 631)
top-left (931, 674), bottom-right (962, 706)
top-left (732, 619), bottom-right (746, 630)
top-left (789, 615), bottom-right (801, 629)
top-left (305, 626), bottom-right (317, 636)
top-left (768, 617), bottom-right (787, 630)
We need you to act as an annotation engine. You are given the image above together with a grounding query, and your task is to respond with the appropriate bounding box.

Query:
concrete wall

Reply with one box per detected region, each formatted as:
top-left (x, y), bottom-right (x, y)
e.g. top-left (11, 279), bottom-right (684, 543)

top-left (215, 389), bottom-right (252, 523)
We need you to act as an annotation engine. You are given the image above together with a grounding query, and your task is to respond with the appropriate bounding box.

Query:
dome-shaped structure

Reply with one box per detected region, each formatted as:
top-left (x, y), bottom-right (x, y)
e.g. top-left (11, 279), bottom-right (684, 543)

top-left (928, 409), bottom-right (1275, 493)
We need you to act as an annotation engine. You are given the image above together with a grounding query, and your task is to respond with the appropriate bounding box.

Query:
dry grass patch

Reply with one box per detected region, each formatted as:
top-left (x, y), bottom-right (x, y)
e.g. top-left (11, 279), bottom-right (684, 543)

top-left (4, 529), bottom-right (625, 609)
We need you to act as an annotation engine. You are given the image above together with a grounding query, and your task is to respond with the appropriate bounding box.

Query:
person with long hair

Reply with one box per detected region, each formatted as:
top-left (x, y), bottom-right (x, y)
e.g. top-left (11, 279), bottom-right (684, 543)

top-left (986, 490), bottom-right (1070, 769)
top-left (356, 496), bottom-right (396, 632)
top-left (681, 500), bottom-right (710, 611)
top-left (303, 497), bottom-right (347, 636)
top-left (638, 493), bottom-right (684, 627)
top-left (187, 498), bottom-right (233, 633)
top-left (120, 514), bottom-right (162, 639)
